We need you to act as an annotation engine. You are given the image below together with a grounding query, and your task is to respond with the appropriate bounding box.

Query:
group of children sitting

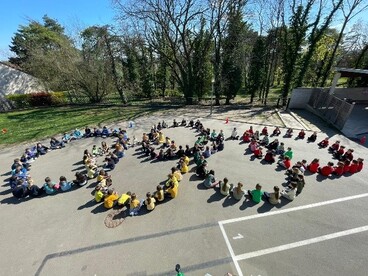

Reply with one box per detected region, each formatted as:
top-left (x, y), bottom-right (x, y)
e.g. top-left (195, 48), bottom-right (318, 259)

top-left (92, 120), bottom-right (191, 216)
top-left (7, 119), bottom-right (365, 212)
top-left (8, 125), bottom-right (133, 200)
top-left (238, 125), bottom-right (364, 178)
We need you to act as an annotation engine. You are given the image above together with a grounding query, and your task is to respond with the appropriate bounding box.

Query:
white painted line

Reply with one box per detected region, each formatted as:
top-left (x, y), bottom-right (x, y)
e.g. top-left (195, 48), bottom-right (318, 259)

top-left (235, 225), bottom-right (368, 261)
top-left (220, 193), bottom-right (368, 225)
top-left (218, 222), bottom-right (243, 276)
top-left (232, 234), bottom-right (244, 240)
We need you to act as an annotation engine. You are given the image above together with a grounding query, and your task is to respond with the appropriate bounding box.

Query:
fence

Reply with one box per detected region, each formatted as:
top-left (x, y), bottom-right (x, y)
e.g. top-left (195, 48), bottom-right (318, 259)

top-left (1, 91), bottom-right (289, 112)
top-left (308, 90), bottom-right (354, 129)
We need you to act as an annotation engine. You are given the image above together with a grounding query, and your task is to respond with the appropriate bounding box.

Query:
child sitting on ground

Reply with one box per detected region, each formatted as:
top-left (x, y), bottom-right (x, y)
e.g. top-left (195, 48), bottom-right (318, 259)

top-left (265, 186), bottom-right (281, 205)
top-left (285, 128), bottom-right (293, 137)
top-left (260, 135), bottom-right (269, 146)
top-left (276, 142), bottom-right (285, 155)
top-left (284, 147), bottom-right (293, 160)
top-left (307, 132), bottom-right (317, 142)
top-left (145, 192), bottom-right (156, 211)
top-left (166, 181), bottom-right (178, 198)
top-left (261, 127), bottom-right (268, 136)
top-left (129, 193), bottom-right (144, 216)
top-left (278, 156), bottom-right (291, 169)
top-left (104, 188), bottom-right (119, 209)
top-left (318, 137), bottom-right (329, 148)
top-left (118, 191), bottom-right (131, 208)
top-left (333, 161), bottom-right (344, 176)
top-left (318, 162), bottom-right (334, 177)
top-left (232, 182), bottom-right (245, 200)
top-left (247, 183), bottom-right (264, 203)
top-left (308, 158), bottom-right (320, 173)
top-left (43, 177), bottom-right (57, 195)
top-left (94, 184), bottom-right (105, 203)
top-left (154, 185), bottom-right (165, 203)
top-left (220, 178), bottom-right (233, 196)
top-left (281, 183), bottom-right (297, 201)
top-left (328, 140), bottom-right (340, 153)
top-left (272, 127), bottom-right (281, 136)
top-left (59, 176), bottom-right (73, 192)
top-left (73, 172), bottom-right (88, 186)
top-left (203, 170), bottom-right (219, 189)
top-left (253, 147), bottom-right (263, 159)
top-left (297, 129), bottom-right (306, 139)
top-left (264, 150), bottom-right (276, 164)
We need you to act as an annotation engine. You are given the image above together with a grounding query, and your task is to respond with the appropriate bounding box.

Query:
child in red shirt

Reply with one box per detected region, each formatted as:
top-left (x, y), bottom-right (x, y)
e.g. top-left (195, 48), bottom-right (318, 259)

top-left (242, 132), bottom-right (251, 143)
top-left (253, 147), bottom-right (263, 159)
top-left (264, 150), bottom-right (276, 164)
top-left (297, 130), bottom-right (305, 139)
top-left (328, 140), bottom-right (340, 152)
top-left (349, 160), bottom-right (358, 174)
top-left (308, 158), bottom-right (320, 173)
top-left (261, 127), bottom-right (268, 136)
top-left (333, 161), bottom-right (344, 176)
top-left (318, 137), bottom-right (329, 148)
top-left (319, 162), bottom-right (334, 176)
top-left (343, 160), bottom-right (351, 174)
top-left (278, 156), bottom-right (291, 169)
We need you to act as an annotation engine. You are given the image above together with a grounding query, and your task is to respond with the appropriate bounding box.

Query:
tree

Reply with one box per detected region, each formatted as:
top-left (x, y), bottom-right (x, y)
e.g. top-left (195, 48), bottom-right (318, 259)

top-left (247, 36), bottom-right (267, 103)
top-left (319, 0), bottom-right (368, 86)
top-left (280, 2), bottom-right (314, 103)
top-left (295, 0), bottom-right (344, 87)
top-left (9, 15), bottom-right (77, 91)
top-left (114, 0), bottom-right (232, 104)
top-left (221, 0), bottom-right (247, 104)
top-left (9, 15), bottom-right (67, 67)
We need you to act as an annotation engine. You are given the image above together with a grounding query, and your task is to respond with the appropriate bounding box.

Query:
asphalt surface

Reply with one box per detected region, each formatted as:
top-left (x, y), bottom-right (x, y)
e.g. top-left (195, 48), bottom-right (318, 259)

top-left (0, 112), bottom-right (367, 276)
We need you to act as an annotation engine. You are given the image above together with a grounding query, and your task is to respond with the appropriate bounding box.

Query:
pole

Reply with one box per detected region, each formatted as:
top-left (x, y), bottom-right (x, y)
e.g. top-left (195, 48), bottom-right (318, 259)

top-left (210, 78), bottom-right (215, 116)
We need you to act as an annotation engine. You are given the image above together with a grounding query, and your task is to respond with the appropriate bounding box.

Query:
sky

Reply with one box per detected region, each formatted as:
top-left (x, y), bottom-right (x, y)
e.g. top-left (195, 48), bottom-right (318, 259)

top-left (0, 0), bottom-right (116, 60)
top-left (1, 1), bottom-right (367, 61)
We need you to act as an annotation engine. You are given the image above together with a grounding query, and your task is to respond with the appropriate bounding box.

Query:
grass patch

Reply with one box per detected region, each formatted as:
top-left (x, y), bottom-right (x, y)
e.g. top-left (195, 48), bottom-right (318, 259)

top-left (0, 105), bottom-right (164, 146)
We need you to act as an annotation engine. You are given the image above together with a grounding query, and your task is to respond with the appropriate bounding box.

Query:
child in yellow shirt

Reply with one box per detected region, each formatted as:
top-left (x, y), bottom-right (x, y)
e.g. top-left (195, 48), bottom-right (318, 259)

top-left (104, 188), bottom-right (119, 209)
top-left (129, 193), bottom-right (144, 216)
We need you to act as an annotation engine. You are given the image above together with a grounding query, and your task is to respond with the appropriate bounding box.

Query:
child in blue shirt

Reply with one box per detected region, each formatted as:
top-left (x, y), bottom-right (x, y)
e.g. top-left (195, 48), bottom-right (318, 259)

top-left (43, 177), bottom-right (57, 195)
top-left (59, 176), bottom-right (73, 192)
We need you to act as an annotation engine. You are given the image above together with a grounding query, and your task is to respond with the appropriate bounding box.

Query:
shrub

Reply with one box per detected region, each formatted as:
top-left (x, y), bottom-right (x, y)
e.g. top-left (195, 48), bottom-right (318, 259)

top-left (28, 92), bottom-right (53, 106)
top-left (6, 94), bottom-right (30, 108)
top-left (50, 92), bottom-right (67, 105)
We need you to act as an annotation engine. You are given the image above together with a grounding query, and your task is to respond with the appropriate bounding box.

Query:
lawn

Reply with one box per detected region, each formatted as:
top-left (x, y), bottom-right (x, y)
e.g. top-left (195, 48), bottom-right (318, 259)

top-left (0, 105), bottom-right (165, 146)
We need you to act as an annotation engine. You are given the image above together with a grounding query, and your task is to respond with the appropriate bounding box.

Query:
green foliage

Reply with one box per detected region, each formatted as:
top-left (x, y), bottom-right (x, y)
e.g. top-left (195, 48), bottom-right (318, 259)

top-left (6, 92), bottom-right (67, 108)
top-left (6, 94), bottom-right (30, 108)
top-left (247, 37), bottom-right (267, 102)
top-left (221, 2), bottom-right (247, 104)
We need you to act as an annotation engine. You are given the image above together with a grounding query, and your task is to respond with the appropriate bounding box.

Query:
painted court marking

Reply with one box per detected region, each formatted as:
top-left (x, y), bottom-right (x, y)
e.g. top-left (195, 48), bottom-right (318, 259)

top-left (218, 193), bottom-right (368, 276)
top-left (235, 225), bottom-right (368, 261)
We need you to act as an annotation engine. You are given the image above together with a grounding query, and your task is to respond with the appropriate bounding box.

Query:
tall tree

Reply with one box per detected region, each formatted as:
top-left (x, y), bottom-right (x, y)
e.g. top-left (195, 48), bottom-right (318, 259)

top-left (221, 0), bottom-right (247, 104)
top-left (114, 0), bottom-right (231, 104)
top-left (319, 0), bottom-right (368, 86)
top-left (281, 2), bottom-right (314, 103)
top-left (247, 36), bottom-right (267, 103)
top-left (295, 0), bottom-right (344, 87)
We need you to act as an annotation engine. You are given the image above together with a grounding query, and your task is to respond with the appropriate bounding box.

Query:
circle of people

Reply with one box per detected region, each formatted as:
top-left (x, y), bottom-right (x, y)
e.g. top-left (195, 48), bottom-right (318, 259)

top-left (7, 120), bottom-right (364, 216)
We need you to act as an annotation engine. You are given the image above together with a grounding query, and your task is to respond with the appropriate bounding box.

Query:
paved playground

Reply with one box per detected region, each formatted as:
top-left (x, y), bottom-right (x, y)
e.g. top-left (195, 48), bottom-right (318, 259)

top-left (0, 108), bottom-right (367, 276)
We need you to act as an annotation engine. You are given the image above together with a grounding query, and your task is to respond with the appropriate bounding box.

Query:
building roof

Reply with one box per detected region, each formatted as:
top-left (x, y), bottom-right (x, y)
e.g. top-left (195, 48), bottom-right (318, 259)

top-left (335, 67), bottom-right (368, 79)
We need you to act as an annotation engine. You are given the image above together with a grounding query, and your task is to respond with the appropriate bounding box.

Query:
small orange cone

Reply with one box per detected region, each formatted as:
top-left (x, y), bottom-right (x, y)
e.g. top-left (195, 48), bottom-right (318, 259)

top-left (225, 118), bottom-right (229, 124)
top-left (2, 128), bottom-right (7, 134)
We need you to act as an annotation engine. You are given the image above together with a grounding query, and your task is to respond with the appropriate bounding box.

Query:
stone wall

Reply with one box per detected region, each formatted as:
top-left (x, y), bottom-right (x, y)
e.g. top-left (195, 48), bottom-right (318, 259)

top-left (0, 62), bottom-right (45, 111)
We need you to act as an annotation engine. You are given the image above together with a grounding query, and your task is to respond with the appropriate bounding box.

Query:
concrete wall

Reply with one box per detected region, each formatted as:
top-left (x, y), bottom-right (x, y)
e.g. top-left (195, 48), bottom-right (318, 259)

top-left (333, 88), bottom-right (368, 101)
top-left (288, 88), bottom-right (323, 109)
